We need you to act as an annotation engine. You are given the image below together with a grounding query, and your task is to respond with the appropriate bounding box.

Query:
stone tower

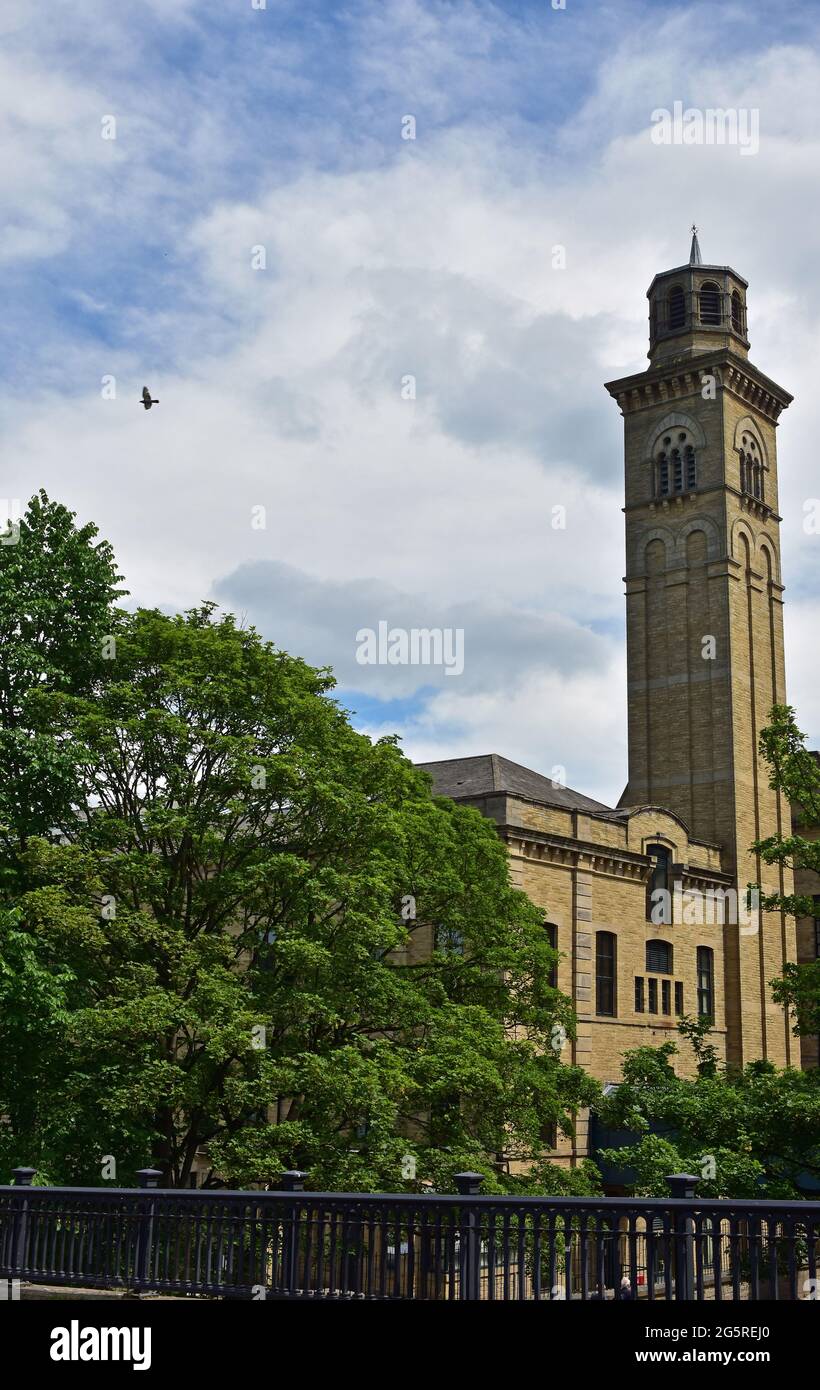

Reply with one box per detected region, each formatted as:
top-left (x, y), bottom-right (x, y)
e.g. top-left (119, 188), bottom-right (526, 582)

top-left (605, 230), bottom-right (796, 1067)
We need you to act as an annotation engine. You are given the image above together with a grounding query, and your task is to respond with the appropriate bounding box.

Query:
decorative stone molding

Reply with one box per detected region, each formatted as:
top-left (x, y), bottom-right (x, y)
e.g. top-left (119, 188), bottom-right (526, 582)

top-left (644, 410), bottom-right (707, 455)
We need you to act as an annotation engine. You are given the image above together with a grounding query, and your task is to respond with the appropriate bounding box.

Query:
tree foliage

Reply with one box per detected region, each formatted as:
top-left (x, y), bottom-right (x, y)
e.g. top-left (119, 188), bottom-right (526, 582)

top-left (596, 1029), bottom-right (820, 1199)
top-left (0, 514), bottom-right (597, 1190)
top-left (0, 490), bottom-right (125, 872)
top-left (755, 705), bottom-right (820, 1037)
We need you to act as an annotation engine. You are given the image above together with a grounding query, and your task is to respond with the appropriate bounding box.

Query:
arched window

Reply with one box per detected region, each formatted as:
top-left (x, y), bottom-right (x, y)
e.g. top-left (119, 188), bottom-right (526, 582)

top-left (657, 452), bottom-right (670, 496)
top-left (667, 285), bottom-right (686, 330)
top-left (685, 444), bottom-right (697, 490)
top-left (696, 946), bottom-right (714, 1021)
top-left (731, 290), bottom-right (744, 334)
top-left (699, 281), bottom-right (722, 325)
top-left (647, 845), bottom-right (672, 923)
top-left (739, 434), bottom-right (764, 502)
top-left (596, 932), bottom-right (617, 1016)
top-left (655, 431), bottom-right (696, 497)
top-left (646, 939), bottom-right (673, 974)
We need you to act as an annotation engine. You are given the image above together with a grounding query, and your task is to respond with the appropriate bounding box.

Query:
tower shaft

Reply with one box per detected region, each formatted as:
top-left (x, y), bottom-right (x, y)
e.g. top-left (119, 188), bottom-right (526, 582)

top-left (606, 249), bottom-right (796, 1066)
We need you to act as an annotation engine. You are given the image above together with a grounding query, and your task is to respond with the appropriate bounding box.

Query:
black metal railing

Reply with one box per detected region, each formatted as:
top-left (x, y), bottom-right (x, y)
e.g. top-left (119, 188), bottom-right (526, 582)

top-left (1, 1168), bottom-right (818, 1300)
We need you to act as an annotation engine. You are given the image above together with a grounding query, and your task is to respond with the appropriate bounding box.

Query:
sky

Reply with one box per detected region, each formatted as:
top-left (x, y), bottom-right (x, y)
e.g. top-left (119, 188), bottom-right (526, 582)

top-left (2, 0), bottom-right (819, 806)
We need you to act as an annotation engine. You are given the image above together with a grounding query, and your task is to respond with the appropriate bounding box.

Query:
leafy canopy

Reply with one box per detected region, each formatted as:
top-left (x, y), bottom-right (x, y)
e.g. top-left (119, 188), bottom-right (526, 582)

top-left (596, 1022), bottom-right (820, 1199)
top-left (0, 507), bottom-right (597, 1190)
top-left (755, 705), bottom-right (820, 1038)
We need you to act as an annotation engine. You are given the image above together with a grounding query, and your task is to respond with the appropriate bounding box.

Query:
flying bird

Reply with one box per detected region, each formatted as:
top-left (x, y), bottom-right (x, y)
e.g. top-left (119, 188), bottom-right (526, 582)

top-left (140, 386), bottom-right (159, 410)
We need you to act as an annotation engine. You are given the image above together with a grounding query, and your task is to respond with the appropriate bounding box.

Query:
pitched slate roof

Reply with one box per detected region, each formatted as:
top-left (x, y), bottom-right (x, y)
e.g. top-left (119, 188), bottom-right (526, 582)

top-left (416, 753), bottom-right (616, 815)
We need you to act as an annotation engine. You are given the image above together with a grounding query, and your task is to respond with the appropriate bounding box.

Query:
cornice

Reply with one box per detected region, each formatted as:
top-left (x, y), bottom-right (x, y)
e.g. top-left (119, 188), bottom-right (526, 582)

top-left (605, 350), bottom-right (792, 423)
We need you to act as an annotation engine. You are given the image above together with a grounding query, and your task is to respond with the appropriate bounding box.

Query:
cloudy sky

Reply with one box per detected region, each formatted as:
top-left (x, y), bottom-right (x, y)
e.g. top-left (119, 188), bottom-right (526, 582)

top-left (2, 0), bottom-right (819, 805)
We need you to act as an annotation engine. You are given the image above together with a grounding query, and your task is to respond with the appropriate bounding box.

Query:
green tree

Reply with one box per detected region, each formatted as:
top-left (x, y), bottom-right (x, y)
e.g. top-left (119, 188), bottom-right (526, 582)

top-left (755, 705), bottom-right (820, 1037)
top-left (595, 1028), bottom-right (820, 1199)
top-left (0, 599), bottom-right (598, 1191)
top-left (0, 490), bottom-right (125, 872)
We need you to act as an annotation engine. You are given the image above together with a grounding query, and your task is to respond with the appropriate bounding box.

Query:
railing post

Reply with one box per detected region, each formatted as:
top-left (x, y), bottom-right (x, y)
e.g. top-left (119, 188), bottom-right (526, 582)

top-left (132, 1168), bottom-right (162, 1295)
top-left (454, 1173), bottom-right (484, 1301)
top-left (667, 1173), bottom-right (698, 1301)
top-left (9, 1168), bottom-right (37, 1284)
top-left (280, 1171), bottom-right (308, 1294)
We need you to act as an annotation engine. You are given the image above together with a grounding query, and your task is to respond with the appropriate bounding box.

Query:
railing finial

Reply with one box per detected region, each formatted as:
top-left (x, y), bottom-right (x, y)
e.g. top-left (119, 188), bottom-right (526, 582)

top-left (666, 1172), bottom-right (699, 1200)
top-left (454, 1171), bottom-right (485, 1196)
top-left (280, 1170), bottom-right (309, 1192)
top-left (136, 1168), bottom-right (163, 1189)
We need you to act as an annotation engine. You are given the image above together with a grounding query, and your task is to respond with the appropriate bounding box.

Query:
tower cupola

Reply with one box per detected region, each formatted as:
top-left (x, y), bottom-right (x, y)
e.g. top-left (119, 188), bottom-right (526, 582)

top-left (647, 227), bottom-right (750, 365)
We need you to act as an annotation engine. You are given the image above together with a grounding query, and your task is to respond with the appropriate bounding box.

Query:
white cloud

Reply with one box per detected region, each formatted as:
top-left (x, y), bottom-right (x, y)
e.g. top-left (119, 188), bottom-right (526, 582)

top-left (3, 0), bottom-right (820, 807)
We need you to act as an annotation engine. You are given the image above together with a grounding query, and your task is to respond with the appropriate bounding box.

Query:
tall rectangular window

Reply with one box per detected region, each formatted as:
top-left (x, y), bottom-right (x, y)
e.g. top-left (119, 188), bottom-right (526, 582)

top-left (648, 978), bottom-right (658, 1014)
top-left (675, 982), bottom-right (684, 1015)
top-left (539, 1121), bottom-right (558, 1148)
top-left (635, 977), bottom-right (645, 1013)
top-left (646, 846), bottom-right (672, 924)
top-left (662, 979), bottom-right (671, 1015)
top-left (545, 922), bottom-right (558, 988)
top-left (685, 446), bottom-right (697, 490)
top-left (697, 946), bottom-right (715, 1021)
top-left (596, 932), bottom-right (617, 1017)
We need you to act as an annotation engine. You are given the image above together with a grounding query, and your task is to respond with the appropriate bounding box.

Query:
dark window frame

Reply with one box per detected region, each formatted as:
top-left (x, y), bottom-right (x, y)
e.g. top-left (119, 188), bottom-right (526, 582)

top-left (646, 938), bottom-right (674, 974)
top-left (699, 281), bottom-right (722, 326)
top-left (685, 444), bottom-right (697, 490)
top-left (545, 922), bottom-right (558, 988)
top-left (667, 285), bottom-right (686, 330)
top-left (731, 290), bottom-right (744, 334)
top-left (697, 946), bottom-right (715, 1021)
top-left (596, 931), bottom-right (617, 1017)
top-left (657, 453), bottom-right (670, 496)
top-left (647, 845), bottom-right (673, 924)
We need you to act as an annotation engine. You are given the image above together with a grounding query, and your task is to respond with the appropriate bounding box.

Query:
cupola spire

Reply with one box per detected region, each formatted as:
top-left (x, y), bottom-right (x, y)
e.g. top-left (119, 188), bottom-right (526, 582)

top-left (689, 224), bottom-right (703, 265)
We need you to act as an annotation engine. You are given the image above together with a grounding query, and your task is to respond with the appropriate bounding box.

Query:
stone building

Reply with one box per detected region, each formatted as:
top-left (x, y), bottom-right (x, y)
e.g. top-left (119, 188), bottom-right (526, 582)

top-left (420, 232), bottom-right (813, 1167)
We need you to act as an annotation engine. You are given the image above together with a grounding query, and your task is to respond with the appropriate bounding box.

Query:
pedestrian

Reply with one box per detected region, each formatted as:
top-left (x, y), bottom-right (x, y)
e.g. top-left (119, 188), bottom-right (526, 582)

top-left (619, 1274), bottom-right (634, 1300)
